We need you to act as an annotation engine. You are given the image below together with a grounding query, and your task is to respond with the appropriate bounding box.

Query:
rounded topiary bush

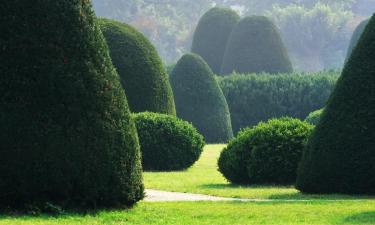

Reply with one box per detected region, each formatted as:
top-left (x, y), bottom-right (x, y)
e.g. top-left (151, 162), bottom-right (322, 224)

top-left (296, 15), bottom-right (375, 195)
top-left (99, 18), bottom-right (176, 115)
top-left (170, 53), bottom-right (233, 143)
top-left (0, 2), bottom-right (143, 210)
top-left (345, 19), bottom-right (369, 62)
top-left (133, 112), bottom-right (205, 171)
top-left (221, 16), bottom-right (293, 75)
top-left (305, 109), bottom-right (324, 125)
top-left (191, 7), bottom-right (240, 75)
top-left (218, 118), bottom-right (313, 185)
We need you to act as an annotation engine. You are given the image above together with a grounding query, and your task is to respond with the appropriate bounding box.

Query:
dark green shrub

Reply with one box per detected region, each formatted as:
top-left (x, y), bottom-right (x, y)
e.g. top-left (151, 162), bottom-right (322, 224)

top-left (170, 54), bottom-right (233, 143)
top-left (99, 18), bottom-right (176, 115)
top-left (221, 16), bottom-right (293, 75)
top-left (218, 118), bottom-right (313, 185)
top-left (191, 7), bottom-right (240, 75)
top-left (133, 112), bottom-right (205, 171)
top-left (296, 15), bottom-right (375, 195)
top-left (218, 71), bottom-right (339, 134)
top-left (0, 2), bottom-right (143, 210)
top-left (305, 109), bottom-right (323, 125)
top-left (345, 19), bottom-right (369, 62)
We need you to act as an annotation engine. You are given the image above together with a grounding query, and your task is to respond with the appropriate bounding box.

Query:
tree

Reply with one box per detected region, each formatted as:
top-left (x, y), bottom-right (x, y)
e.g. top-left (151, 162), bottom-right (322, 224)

top-left (221, 16), bottom-right (293, 75)
top-left (99, 18), bottom-right (175, 115)
top-left (191, 7), bottom-right (240, 75)
top-left (345, 18), bottom-right (369, 62)
top-left (0, 1), bottom-right (143, 209)
top-left (170, 54), bottom-right (233, 143)
top-left (296, 15), bottom-right (375, 195)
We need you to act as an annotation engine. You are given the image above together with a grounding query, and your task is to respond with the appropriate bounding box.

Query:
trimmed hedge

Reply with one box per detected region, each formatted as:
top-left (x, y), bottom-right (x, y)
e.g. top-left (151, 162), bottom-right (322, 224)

top-left (0, 2), bottom-right (143, 210)
top-left (170, 54), bottom-right (233, 143)
top-left (99, 18), bottom-right (176, 115)
top-left (221, 16), bottom-right (293, 75)
top-left (345, 19), bottom-right (369, 62)
top-left (296, 15), bottom-right (375, 195)
top-left (133, 112), bottom-right (205, 171)
top-left (218, 118), bottom-right (313, 185)
top-left (218, 71), bottom-right (338, 134)
top-left (191, 7), bottom-right (240, 75)
top-left (305, 109), bottom-right (323, 125)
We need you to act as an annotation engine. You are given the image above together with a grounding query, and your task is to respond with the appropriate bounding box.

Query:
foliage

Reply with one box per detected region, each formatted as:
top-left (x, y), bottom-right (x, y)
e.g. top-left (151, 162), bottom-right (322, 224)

top-left (191, 7), bottom-right (240, 75)
top-left (268, 3), bottom-right (353, 71)
top-left (218, 118), bottom-right (313, 185)
top-left (345, 18), bottom-right (369, 62)
top-left (296, 15), bottom-right (375, 195)
top-left (0, 1), bottom-right (143, 210)
top-left (305, 109), bottom-right (324, 125)
top-left (221, 16), bottom-right (293, 75)
top-left (218, 71), bottom-right (339, 134)
top-left (170, 54), bottom-right (233, 143)
top-left (99, 18), bottom-right (175, 115)
top-left (133, 112), bottom-right (204, 171)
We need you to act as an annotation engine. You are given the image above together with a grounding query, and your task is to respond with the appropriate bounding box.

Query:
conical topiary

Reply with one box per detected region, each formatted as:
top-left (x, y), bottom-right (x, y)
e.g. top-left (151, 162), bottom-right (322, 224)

top-left (99, 18), bottom-right (176, 115)
top-left (345, 18), bottom-right (369, 62)
top-left (221, 16), bottom-right (293, 75)
top-left (170, 54), bottom-right (233, 143)
top-left (296, 16), bottom-right (375, 195)
top-left (191, 7), bottom-right (240, 75)
top-left (0, 1), bottom-right (143, 209)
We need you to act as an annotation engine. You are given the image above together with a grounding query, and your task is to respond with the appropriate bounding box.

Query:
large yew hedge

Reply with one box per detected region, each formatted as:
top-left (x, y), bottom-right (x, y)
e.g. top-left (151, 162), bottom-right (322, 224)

top-left (191, 7), bottom-right (240, 75)
top-left (345, 18), bottom-right (369, 62)
top-left (99, 18), bottom-right (176, 115)
top-left (297, 16), bottom-right (375, 195)
top-left (0, 1), bottom-right (143, 210)
top-left (221, 16), bottom-right (293, 75)
top-left (170, 54), bottom-right (233, 143)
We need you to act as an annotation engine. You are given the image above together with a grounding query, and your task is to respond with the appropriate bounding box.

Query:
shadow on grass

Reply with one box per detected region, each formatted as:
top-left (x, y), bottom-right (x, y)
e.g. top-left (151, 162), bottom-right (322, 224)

top-left (342, 211), bottom-right (375, 224)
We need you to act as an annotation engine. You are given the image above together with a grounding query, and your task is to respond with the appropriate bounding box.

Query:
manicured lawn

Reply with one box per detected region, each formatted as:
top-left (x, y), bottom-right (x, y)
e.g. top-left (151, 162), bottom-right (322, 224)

top-left (1, 201), bottom-right (375, 225)
top-left (144, 145), bottom-right (374, 200)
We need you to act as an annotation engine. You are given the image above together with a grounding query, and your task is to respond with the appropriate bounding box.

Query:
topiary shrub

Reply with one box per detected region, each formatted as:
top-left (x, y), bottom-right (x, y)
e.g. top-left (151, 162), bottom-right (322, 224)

top-left (0, 2), bottom-right (143, 210)
top-left (221, 16), bottom-right (293, 75)
top-left (133, 112), bottom-right (205, 171)
top-left (218, 71), bottom-right (338, 134)
top-left (191, 7), bottom-right (240, 75)
top-left (296, 15), bottom-right (375, 195)
top-left (99, 18), bottom-right (176, 115)
top-left (170, 53), bottom-right (233, 143)
top-left (345, 19), bottom-right (369, 62)
top-left (218, 118), bottom-right (313, 185)
top-left (305, 109), bottom-right (324, 125)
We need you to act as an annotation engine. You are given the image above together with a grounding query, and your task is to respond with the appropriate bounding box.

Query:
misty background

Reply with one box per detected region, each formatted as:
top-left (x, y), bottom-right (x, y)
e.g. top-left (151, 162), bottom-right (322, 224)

top-left (92, 0), bottom-right (375, 72)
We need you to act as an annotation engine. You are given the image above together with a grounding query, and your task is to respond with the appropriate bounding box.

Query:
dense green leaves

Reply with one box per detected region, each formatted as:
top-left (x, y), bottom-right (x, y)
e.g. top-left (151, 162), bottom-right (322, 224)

top-left (99, 18), bottom-right (176, 115)
top-left (191, 7), bottom-right (240, 75)
top-left (305, 109), bottom-right (323, 125)
top-left (0, 1), bottom-right (143, 210)
top-left (296, 15), bottom-right (375, 195)
top-left (218, 118), bottom-right (313, 185)
top-left (218, 71), bottom-right (338, 134)
top-left (221, 16), bottom-right (293, 75)
top-left (170, 54), bottom-right (233, 143)
top-left (345, 18), bottom-right (369, 62)
top-left (133, 112), bottom-right (205, 171)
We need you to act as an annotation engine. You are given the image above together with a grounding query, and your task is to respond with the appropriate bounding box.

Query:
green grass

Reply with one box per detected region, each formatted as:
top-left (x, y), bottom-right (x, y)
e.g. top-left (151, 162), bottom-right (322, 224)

top-left (144, 144), bottom-right (374, 200)
top-left (1, 201), bottom-right (375, 225)
top-left (1, 144), bottom-right (374, 224)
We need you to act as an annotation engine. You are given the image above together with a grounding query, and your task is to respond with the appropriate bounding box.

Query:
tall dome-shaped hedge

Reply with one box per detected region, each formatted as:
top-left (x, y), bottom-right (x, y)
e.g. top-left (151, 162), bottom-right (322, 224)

top-left (0, 2), bottom-right (143, 209)
top-left (99, 18), bottom-right (176, 115)
top-left (296, 16), bottom-right (375, 195)
top-left (345, 18), bottom-right (369, 62)
top-left (170, 54), bottom-right (233, 143)
top-left (221, 16), bottom-right (293, 75)
top-left (191, 7), bottom-right (240, 75)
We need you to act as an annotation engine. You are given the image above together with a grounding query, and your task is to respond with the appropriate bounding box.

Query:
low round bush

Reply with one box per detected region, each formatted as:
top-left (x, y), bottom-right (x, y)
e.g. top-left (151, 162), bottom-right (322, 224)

top-left (305, 109), bottom-right (323, 125)
top-left (133, 112), bottom-right (205, 171)
top-left (218, 118), bottom-right (313, 185)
